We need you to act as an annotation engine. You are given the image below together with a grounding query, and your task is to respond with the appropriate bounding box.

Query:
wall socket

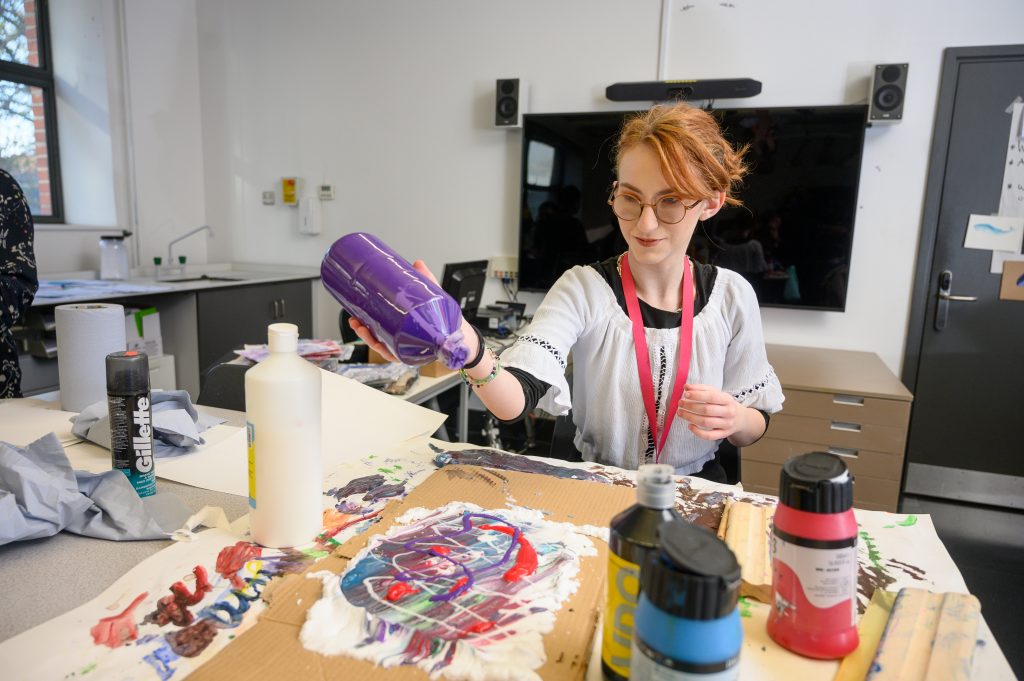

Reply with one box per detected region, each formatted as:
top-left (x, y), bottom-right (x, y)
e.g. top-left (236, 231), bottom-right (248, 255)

top-left (490, 256), bottom-right (518, 280)
top-left (261, 190), bottom-right (275, 205)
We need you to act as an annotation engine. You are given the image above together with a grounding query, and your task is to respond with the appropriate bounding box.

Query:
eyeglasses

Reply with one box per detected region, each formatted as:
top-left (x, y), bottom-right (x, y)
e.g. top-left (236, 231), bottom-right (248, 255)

top-left (607, 191), bottom-right (702, 224)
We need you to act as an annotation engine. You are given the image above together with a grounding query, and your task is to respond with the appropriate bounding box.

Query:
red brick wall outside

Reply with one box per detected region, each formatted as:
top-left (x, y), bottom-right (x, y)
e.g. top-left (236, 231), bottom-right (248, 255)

top-left (24, 0), bottom-right (50, 214)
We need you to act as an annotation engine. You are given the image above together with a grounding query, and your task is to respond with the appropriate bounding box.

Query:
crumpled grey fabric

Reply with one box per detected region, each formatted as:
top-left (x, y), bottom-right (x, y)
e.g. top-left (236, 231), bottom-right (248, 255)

top-left (0, 433), bottom-right (191, 546)
top-left (70, 389), bottom-right (225, 457)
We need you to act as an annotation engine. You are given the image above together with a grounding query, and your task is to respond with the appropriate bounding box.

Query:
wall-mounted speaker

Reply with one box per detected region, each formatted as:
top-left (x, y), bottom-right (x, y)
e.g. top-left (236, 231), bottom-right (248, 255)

top-left (495, 78), bottom-right (527, 128)
top-left (868, 63), bottom-right (908, 122)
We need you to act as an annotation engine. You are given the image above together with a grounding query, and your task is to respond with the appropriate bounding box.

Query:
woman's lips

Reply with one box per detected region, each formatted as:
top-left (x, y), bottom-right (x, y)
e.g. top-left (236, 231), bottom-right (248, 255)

top-left (635, 237), bottom-right (662, 247)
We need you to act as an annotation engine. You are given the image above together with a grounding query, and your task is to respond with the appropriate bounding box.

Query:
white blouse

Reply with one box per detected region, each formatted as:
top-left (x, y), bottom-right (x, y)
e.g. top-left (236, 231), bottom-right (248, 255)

top-left (499, 264), bottom-right (785, 474)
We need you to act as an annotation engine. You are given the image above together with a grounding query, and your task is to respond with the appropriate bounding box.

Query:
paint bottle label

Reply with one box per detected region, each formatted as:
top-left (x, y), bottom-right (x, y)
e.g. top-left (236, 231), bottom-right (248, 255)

top-left (108, 392), bottom-right (156, 497)
top-left (630, 639), bottom-right (738, 680)
top-left (602, 551), bottom-right (641, 677)
top-left (246, 421), bottom-right (256, 509)
top-left (771, 531), bottom-right (857, 628)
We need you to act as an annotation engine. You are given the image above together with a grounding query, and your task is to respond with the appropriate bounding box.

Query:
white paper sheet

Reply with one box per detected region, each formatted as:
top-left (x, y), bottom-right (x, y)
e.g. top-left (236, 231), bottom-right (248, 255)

top-left (143, 370), bottom-right (446, 497)
top-left (963, 213), bottom-right (1024, 252)
top-left (998, 101), bottom-right (1024, 218)
top-left (0, 398), bottom-right (81, 447)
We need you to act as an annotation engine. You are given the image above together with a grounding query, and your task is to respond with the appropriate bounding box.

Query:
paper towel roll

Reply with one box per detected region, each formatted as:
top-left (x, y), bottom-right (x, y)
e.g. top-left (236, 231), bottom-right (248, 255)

top-left (55, 303), bottom-right (127, 412)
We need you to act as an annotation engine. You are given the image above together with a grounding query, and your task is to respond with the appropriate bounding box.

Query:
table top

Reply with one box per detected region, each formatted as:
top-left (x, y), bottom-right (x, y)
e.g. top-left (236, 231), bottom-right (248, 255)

top-left (0, 396), bottom-right (1012, 680)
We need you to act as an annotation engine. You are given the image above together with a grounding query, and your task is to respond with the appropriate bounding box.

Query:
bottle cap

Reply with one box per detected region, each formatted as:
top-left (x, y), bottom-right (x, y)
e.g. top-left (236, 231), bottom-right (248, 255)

top-left (106, 351), bottom-right (150, 393)
top-left (641, 519), bottom-right (741, 620)
top-left (268, 323), bottom-right (299, 353)
top-left (778, 451), bottom-right (853, 513)
top-left (636, 463), bottom-right (676, 509)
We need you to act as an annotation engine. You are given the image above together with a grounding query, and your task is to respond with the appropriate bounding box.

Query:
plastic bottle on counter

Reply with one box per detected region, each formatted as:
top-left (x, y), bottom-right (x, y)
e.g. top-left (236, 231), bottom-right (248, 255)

top-left (631, 519), bottom-right (743, 679)
top-left (106, 350), bottom-right (156, 497)
top-left (601, 464), bottom-right (682, 680)
top-left (320, 232), bottom-right (469, 369)
top-left (245, 323), bottom-right (322, 548)
top-left (767, 451), bottom-right (859, 658)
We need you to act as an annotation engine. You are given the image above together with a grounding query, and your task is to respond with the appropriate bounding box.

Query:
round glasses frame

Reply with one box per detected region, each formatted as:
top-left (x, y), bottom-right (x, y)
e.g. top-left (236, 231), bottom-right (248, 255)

top-left (607, 190), bottom-right (702, 225)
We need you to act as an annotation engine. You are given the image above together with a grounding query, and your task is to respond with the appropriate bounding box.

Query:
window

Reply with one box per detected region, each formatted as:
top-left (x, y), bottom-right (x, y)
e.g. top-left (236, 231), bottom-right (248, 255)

top-left (0, 0), bottom-right (62, 221)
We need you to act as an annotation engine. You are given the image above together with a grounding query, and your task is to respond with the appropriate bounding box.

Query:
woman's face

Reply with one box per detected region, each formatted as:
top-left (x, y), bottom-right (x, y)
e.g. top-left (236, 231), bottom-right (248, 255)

top-left (615, 143), bottom-right (724, 270)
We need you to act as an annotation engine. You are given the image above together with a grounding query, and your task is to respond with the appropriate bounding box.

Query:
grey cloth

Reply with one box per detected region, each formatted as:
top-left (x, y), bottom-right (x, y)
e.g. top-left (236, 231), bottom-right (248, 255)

top-left (71, 389), bottom-right (225, 457)
top-left (0, 433), bottom-right (191, 545)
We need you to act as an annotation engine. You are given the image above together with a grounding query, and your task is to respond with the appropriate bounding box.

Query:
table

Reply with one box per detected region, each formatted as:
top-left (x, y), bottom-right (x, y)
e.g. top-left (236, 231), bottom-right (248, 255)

top-left (402, 370), bottom-right (468, 442)
top-left (0, 397), bottom-right (1014, 680)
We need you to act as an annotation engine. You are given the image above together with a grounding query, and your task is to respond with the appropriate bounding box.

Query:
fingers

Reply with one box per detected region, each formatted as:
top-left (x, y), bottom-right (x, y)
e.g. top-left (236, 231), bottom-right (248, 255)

top-left (412, 259), bottom-right (440, 285)
top-left (348, 316), bottom-right (399, 362)
top-left (688, 423), bottom-right (730, 441)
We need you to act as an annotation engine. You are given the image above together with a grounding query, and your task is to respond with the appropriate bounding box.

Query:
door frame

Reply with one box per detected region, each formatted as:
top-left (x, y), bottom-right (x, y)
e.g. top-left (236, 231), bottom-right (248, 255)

top-left (901, 44), bottom-right (1024, 509)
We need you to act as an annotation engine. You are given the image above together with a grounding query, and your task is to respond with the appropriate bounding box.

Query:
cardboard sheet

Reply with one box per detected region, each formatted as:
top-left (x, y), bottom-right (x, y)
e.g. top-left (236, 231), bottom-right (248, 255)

top-left (191, 465), bottom-right (637, 681)
top-left (0, 397), bottom-right (81, 447)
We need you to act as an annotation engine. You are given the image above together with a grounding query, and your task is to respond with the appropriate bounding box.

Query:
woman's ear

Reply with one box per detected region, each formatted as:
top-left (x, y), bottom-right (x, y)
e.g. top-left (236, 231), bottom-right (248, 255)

top-left (701, 191), bottom-right (726, 220)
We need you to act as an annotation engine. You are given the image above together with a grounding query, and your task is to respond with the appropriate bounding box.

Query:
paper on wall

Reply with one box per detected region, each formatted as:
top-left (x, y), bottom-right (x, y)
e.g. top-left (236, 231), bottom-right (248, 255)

top-left (998, 101), bottom-right (1024, 218)
top-left (963, 213), bottom-right (1024, 253)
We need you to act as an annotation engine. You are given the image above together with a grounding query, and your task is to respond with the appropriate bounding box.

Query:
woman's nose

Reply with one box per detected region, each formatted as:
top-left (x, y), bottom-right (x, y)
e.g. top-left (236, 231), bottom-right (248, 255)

top-left (636, 204), bottom-right (659, 231)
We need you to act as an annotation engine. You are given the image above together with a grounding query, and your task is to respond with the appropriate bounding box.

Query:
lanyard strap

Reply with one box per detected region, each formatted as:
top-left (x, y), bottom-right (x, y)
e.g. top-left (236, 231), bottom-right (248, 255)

top-left (620, 253), bottom-right (695, 463)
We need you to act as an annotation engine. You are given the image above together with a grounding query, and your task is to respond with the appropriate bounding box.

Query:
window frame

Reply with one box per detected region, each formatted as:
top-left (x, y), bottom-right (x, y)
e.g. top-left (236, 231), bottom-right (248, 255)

top-left (0, 0), bottom-right (64, 223)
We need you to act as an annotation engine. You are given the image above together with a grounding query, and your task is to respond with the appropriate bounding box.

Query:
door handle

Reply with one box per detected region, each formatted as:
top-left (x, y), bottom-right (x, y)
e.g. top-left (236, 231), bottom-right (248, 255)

top-left (934, 270), bottom-right (977, 331)
top-left (279, 299), bottom-right (286, 317)
top-left (272, 300), bottom-right (280, 319)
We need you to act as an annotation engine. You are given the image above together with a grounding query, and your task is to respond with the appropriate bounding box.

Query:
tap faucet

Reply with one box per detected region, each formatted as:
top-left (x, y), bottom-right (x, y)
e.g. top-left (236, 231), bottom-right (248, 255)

top-left (167, 225), bottom-right (213, 264)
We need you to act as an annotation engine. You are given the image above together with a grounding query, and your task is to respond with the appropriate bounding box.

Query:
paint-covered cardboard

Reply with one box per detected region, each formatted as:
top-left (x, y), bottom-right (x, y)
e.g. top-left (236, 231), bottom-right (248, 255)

top-left (192, 464), bottom-right (637, 680)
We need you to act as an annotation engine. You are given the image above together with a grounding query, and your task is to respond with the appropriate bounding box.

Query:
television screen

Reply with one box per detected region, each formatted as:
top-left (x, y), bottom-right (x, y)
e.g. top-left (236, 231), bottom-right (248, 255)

top-left (518, 105), bottom-right (868, 311)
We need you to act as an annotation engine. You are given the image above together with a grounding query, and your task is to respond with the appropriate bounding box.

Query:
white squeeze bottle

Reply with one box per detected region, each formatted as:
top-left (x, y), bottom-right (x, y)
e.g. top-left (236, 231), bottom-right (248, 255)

top-left (245, 323), bottom-right (322, 548)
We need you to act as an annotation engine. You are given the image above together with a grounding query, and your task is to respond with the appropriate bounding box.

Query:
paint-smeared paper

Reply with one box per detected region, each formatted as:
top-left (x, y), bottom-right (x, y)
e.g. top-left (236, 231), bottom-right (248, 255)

top-left (963, 214), bottom-right (1024, 252)
top-left (999, 261), bottom-right (1024, 301)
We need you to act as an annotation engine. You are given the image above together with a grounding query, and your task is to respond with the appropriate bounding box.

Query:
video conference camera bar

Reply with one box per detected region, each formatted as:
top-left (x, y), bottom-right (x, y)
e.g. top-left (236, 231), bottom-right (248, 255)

top-left (606, 78), bottom-right (762, 102)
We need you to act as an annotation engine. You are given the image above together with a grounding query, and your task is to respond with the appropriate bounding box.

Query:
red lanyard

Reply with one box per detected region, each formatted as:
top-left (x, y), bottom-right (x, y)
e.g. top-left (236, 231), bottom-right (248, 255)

top-left (620, 253), bottom-right (695, 463)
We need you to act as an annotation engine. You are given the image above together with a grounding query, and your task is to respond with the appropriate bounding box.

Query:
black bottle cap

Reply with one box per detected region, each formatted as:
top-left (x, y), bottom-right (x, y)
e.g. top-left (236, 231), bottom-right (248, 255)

top-left (640, 519), bottom-right (741, 621)
top-left (778, 451), bottom-right (853, 513)
top-left (106, 351), bottom-right (150, 394)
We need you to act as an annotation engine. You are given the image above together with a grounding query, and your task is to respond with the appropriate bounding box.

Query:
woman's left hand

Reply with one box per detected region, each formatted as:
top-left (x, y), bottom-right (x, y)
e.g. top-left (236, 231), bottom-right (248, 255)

top-left (676, 383), bottom-right (744, 441)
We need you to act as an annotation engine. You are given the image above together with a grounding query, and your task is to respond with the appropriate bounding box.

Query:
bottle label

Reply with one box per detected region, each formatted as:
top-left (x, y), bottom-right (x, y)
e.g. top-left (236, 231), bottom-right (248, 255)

top-left (602, 551), bottom-right (641, 677)
top-left (246, 421), bottom-right (256, 509)
top-left (109, 392), bottom-right (156, 497)
top-left (771, 530), bottom-right (857, 626)
top-left (630, 639), bottom-right (738, 680)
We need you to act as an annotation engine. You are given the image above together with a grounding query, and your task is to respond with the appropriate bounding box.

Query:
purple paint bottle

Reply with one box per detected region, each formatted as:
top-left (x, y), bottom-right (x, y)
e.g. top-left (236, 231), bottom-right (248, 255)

top-left (321, 233), bottom-right (469, 368)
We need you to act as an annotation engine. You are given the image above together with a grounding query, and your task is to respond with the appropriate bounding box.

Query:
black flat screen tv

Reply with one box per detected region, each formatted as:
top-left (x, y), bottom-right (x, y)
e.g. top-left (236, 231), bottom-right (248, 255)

top-left (518, 105), bottom-right (868, 311)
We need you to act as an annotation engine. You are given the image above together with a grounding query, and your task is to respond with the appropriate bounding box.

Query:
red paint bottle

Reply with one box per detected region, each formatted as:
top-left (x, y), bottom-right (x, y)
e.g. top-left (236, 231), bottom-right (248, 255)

top-left (767, 452), bottom-right (858, 659)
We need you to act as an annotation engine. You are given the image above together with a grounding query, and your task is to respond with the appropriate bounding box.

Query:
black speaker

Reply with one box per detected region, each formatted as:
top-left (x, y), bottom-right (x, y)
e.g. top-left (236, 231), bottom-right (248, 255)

top-left (605, 78), bottom-right (762, 102)
top-left (868, 63), bottom-right (908, 122)
top-left (495, 78), bottom-right (526, 127)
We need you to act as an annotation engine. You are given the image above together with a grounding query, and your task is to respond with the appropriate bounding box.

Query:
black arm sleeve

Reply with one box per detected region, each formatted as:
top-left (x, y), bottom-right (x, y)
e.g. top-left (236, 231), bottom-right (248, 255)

top-left (495, 367), bottom-right (553, 424)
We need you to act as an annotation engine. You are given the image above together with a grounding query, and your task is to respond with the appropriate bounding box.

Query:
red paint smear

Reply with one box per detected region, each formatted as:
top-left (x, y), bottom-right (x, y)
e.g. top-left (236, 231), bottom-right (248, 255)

top-left (448, 576), bottom-right (469, 594)
top-left (90, 591), bottom-right (149, 648)
top-left (386, 581), bottom-right (420, 602)
top-left (147, 566), bottom-right (213, 627)
top-left (463, 620), bottom-right (495, 636)
top-left (215, 541), bottom-right (262, 590)
top-left (431, 545), bottom-right (451, 556)
top-left (479, 524), bottom-right (538, 582)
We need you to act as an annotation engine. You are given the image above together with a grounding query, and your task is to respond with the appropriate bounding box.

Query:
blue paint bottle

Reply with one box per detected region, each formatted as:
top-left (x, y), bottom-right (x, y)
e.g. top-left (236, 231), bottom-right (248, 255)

top-left (630, 519), bottom-right (743, 680)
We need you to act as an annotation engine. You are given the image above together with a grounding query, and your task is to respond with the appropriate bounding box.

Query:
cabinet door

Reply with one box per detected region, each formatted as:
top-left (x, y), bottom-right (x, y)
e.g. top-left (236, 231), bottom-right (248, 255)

top-left (197, 281), bottom-right (313, 371)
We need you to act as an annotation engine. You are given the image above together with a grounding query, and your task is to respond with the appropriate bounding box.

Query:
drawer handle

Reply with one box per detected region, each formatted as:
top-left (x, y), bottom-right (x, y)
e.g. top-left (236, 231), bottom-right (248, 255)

top-left (827, 446), bottom-right (859, 458)
top-left (831, 421), bottom-right (862, 432)
top-left (833, 394), bottom-right (864, 407)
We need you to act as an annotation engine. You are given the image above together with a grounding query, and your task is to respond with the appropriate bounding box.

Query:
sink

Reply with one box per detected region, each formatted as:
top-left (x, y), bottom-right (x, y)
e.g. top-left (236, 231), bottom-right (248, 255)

top-left (159, 274), bottom-right (246, 283)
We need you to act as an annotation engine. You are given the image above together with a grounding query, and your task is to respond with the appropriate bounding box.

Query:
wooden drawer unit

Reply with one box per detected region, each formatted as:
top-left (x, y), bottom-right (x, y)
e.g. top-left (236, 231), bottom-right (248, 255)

top-left (746, 345), bottom-right (914, 512)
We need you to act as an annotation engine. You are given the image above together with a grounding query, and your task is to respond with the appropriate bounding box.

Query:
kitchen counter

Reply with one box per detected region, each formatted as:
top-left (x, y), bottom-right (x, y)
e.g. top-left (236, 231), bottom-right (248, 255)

top-left (32, 262), bottom-right (320, 306)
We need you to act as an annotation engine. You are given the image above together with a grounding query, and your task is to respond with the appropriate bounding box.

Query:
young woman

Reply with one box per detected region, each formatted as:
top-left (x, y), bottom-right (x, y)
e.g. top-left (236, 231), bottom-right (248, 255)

top-left (352, 102), bottom-right (784, 481)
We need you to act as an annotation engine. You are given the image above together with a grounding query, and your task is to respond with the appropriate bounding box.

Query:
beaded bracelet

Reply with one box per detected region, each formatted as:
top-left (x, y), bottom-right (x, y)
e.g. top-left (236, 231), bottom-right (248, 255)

top-left (459, 347), bottom-right (501, 387)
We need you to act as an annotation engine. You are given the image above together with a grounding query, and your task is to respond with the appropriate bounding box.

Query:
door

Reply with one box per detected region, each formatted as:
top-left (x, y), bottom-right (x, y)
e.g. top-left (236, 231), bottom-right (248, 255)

top-left (197, 280), bottom-right (314, 372)
top-left (902, 45), bottom-right (1024, 509)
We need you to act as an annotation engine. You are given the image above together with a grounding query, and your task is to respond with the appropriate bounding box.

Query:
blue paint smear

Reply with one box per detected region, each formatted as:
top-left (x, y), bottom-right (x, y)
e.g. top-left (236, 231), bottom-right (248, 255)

top-left (143, 643), bottom-right (180, 681)
top-left (1016, 272), bottom-right (1024, 287)
top-left (973, 222), bottom-right (1013, 234)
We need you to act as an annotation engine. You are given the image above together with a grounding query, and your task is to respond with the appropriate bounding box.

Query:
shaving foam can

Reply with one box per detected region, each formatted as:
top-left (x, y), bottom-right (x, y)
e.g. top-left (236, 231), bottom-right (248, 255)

top-left (767, 452), bottom-right (858, 658)
top-left (630, 519), bottom-right (742, 679)
top-left (106, 350), bottom-right (156, 497)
